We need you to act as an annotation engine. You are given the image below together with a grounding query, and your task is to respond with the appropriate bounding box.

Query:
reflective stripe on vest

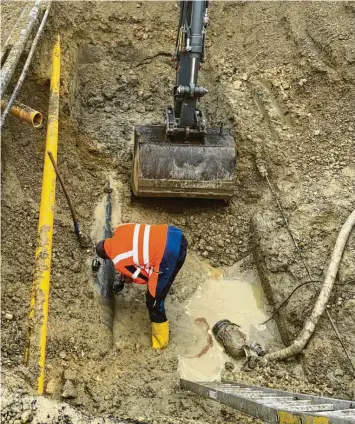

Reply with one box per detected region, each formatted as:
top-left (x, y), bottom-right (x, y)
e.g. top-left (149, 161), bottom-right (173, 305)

top-left (132, 267), bottom-right (141, 279)
top-left (112, 250), bottom-right (134, 265)
top-left (132, 224), bottom-right (140, 265)
top-left (143, 225), bottom-right (150, 267)
top-left (112, 224), bottom-right (152, 272)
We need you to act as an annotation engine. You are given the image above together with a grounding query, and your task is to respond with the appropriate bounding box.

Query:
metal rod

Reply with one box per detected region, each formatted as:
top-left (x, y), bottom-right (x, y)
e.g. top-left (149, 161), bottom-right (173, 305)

top-left (48, 152), bottom-right (91, 248)
top-left (47, 150), bottom-right (78, 231)
top-left (0, 0), bottom-right (41, 97)
top-left (25, 36), bottom-right (60, 396)
top-left (1, 99), bottom-right (42, 127)
top-left (47, 150), bottom-right (91, 249)
top-left (1, 3), bottom-right (51, 129)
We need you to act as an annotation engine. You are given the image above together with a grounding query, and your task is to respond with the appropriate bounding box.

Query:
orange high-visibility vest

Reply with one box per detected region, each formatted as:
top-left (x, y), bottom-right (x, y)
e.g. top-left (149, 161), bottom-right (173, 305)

top-left (104, 223), bottom-right (168, 297)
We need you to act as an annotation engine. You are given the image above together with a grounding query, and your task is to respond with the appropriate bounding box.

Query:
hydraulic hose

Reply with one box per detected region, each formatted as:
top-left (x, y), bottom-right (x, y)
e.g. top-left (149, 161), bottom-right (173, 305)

top-left (265, 208), bottom-right (355, 368)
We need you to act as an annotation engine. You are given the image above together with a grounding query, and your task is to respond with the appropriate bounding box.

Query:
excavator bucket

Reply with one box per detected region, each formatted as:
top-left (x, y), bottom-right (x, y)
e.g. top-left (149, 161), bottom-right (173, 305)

top-left (131, 125), bottom-right (236, 200)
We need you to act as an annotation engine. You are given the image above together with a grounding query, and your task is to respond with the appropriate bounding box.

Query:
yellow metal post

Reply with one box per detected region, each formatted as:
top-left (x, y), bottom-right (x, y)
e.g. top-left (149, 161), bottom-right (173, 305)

top-left (25, 36), bottom-right (60, 395)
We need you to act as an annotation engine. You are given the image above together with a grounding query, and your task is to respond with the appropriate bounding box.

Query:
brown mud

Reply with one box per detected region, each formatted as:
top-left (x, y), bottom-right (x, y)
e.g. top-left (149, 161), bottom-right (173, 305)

top-left (1, 1), bottom-right (355, 423)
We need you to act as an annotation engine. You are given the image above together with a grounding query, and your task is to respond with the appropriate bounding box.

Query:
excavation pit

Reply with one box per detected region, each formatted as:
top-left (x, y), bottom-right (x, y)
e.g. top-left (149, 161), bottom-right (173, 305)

top-left (2, 2), bottom-right (355, 423)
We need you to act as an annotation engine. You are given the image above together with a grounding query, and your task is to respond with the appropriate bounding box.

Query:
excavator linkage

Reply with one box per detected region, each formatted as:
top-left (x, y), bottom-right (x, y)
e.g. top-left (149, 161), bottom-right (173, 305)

top-left (132, 125), bottom-right (236, 199)
top-left (131, 1), bottom-right (236, 200)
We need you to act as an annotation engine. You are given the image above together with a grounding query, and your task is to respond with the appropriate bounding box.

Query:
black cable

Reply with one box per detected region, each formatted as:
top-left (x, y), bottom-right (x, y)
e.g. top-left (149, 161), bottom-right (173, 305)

top-left (259, 167), bottom-right (355, 373)
top-left (261, 280), bottom-right (322, 325)
top-left (261, 279), bottom-right (354, 326)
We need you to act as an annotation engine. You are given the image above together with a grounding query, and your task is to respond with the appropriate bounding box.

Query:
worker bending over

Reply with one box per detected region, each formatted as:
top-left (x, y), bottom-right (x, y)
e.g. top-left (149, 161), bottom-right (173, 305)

top-left (95, 223), bottom-right (188, 349)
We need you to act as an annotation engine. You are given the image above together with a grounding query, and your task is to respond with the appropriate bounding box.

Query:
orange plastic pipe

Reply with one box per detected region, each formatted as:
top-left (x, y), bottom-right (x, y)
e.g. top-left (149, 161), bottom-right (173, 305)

top-left (1, 100), bottom-right (42, 128)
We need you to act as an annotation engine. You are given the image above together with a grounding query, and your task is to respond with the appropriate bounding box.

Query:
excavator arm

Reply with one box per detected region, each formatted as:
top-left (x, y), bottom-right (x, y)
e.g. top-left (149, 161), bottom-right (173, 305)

top-left (131, 0), bottom-right (237, 200)
top-left (166, 1), bottom-right (208, 138)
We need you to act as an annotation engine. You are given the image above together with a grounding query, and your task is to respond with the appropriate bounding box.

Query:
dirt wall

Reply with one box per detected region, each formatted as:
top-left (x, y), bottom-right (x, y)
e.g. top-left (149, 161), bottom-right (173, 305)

top-left (1, 2), bottom-right (355, 422)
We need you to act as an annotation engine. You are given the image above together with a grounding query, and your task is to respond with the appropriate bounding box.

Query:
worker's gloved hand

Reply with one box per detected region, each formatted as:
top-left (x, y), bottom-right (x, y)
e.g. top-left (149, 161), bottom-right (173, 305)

top-left (151, 321), bottom-right (169, 349)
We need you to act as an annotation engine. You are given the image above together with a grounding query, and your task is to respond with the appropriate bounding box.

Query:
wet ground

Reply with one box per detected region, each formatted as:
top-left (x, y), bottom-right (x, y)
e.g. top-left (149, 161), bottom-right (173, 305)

top-left (90, 174), bottom-right (280, 385)
top-left (179, 262), bottom-right (276, 382)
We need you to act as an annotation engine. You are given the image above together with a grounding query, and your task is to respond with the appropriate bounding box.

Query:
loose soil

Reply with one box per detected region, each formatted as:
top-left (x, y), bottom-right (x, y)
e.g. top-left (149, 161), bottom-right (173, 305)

top-left (1, 1), bottom-right (355, 423)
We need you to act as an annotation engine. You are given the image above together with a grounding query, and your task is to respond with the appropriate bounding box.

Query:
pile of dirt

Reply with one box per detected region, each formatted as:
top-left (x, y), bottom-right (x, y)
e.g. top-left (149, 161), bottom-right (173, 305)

top-left (1, 1), bottom-right (354, 423)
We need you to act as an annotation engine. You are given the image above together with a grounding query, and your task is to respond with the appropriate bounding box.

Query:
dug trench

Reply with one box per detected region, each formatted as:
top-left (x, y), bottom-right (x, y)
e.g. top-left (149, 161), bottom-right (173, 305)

top-left (1, 2), bottom-right (355, 423)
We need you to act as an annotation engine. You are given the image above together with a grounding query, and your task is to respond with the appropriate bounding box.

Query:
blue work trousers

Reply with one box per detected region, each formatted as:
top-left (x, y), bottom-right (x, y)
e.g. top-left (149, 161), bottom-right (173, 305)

top-left (146, 226), bottom-right (188, 323)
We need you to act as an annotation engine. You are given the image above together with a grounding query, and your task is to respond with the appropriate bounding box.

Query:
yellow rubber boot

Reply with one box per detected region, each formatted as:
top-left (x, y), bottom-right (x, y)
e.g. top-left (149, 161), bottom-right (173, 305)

top-left (151, 321), bottom-right (169, 349)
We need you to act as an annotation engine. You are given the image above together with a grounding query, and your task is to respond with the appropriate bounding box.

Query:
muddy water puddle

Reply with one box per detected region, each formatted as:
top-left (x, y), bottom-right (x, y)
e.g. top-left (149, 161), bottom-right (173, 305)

top-left (178, 262), bottom-right (273, 382)
top-left (90, 184), bottom-right (274, 379)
